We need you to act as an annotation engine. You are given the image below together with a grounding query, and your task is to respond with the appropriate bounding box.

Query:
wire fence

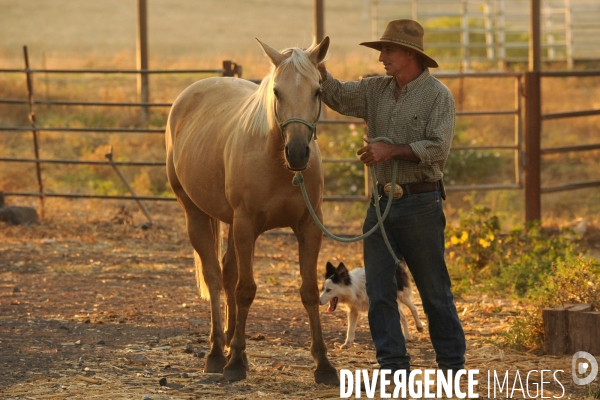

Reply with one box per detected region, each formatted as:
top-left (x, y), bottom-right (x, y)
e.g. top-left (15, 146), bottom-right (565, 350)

top-left (1, 51), bottom-right (599, 222)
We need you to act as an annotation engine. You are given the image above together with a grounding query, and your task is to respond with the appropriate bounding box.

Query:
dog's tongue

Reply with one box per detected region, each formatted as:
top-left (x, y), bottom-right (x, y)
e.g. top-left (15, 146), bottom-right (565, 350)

top-left (327, 297), bottom-right (338, 313)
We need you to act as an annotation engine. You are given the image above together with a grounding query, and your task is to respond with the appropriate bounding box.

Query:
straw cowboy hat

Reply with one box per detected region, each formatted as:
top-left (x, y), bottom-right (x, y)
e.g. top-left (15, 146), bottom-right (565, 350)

top-left (360, 19), bottom-right (438, 68)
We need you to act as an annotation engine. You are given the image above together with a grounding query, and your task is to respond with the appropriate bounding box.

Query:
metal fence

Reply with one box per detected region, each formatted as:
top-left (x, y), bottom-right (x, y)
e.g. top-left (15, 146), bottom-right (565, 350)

top-left (1, 53), bottom-right (599, 223)
top-left (370, 0), bottom-right (600, 69)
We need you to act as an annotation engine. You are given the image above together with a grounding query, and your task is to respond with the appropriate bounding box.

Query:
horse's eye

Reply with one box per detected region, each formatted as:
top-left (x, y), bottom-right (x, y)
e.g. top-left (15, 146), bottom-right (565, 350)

top-left (315, 88), bottom-right (322, 97)
top-left (273, 89), bottom-right (279, 98)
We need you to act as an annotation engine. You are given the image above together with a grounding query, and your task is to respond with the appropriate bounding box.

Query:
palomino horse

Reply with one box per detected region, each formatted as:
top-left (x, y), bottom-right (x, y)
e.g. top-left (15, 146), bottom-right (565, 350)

top-left (165, 37), bottom-right (338, 385)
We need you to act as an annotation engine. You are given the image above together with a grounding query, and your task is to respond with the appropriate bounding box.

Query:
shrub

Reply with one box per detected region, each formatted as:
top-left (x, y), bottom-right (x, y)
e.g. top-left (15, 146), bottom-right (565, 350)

top-left (446, 204), bottom-right (581, 296)
top-left (500, 255), bottom-right (600, 351)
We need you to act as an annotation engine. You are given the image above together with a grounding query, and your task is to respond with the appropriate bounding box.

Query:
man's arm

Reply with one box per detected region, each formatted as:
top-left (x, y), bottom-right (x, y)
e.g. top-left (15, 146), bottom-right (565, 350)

top-left (407, 90), bottom-right (455, 166)
top-left (318, 64), bottom-right (369, 120)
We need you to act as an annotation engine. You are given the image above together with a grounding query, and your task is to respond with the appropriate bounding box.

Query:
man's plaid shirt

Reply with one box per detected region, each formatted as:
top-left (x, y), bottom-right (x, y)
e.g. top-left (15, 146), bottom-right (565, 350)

top-left (321, 69), bottom-right (455, 185)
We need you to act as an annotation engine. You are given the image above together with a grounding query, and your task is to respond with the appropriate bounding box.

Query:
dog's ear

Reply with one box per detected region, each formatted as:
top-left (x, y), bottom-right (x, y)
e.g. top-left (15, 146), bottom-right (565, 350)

top-left (325, 262), bottom-right (336, 279)
top-left (337, 263), bottom-right (351, 285)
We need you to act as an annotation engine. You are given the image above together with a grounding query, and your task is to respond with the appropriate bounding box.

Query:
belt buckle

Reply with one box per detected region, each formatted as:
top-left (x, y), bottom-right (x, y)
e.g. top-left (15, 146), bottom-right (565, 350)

top-left (383, 182), bottom-right (403, 199)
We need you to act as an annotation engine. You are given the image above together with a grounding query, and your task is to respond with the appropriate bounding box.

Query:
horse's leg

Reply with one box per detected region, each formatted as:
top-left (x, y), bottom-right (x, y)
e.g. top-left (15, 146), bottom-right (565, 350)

top-left (166, 152), bottom-right (226, 372)
top-left (222, 214), bottom-right (257, 382)
top-left (294, 212), bottom-right (338, 385)
top-left (222, 230), bottom-right (237, 347)
top-left (180, 196), bottom-right (227, 373)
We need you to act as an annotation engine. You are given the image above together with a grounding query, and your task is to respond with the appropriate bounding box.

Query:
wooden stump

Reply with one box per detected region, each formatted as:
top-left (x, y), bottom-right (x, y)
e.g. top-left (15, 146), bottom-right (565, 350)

top-left (543, 303), bottom-right (599, 355)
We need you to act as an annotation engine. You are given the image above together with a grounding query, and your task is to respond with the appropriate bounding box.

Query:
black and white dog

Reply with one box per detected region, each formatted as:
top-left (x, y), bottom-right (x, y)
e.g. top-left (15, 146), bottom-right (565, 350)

top-left (319, 260), bottom-right (424, 349)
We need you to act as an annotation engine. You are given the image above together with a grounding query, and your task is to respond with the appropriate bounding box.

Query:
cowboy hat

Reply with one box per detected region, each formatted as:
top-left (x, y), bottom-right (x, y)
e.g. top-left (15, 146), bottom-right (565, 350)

top-left (360, 19), bottom-right (438, 68)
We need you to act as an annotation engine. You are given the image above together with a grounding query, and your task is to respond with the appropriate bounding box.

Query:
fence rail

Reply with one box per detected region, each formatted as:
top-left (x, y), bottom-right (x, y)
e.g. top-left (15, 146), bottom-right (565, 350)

top-left (1, 58), bottom-right (599, 222)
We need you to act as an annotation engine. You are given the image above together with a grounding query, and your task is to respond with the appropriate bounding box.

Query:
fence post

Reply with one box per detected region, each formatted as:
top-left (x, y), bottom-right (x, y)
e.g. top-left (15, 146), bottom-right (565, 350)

top-left (564, 0), bottom-right (573, 69)
top-left (136, 0), bottom-right (149, 125)
top-left (23, 46), bottom-right (45, 218)
top-left (314, 0), bottom-right (325, 43)
top-left (222, 61), bottom-right (233, 77)
top-left (523, 71), bottom-right (541, 222)
top-left (460, 0), bottom-right (470, 72)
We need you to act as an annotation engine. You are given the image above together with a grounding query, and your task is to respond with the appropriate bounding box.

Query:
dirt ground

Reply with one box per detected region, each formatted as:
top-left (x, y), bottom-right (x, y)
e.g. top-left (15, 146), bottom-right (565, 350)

top-left (0, 200), bottom-right (594, 399)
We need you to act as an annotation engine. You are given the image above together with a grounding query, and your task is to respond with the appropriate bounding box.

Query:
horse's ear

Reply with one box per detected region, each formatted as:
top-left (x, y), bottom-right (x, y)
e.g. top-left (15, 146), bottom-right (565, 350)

top-left (309, 36), bottom-right (330, 65)
top-left (256, 38), bottom-right (286, 67)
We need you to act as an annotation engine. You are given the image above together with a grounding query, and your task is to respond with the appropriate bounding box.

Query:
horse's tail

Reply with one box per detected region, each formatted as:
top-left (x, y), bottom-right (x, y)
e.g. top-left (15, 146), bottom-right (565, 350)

top-left (194, 218), bottom-right (222, 301)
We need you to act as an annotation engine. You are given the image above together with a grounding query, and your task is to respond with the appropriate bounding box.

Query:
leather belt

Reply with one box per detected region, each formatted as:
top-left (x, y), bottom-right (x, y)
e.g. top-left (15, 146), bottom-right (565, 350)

top-left (378, 181), bottom-right (440, 199)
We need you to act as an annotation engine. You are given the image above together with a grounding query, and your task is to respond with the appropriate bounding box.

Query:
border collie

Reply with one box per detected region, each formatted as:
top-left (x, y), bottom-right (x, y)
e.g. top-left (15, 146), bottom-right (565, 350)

top-left (319, 260), bottom-right (424, 349)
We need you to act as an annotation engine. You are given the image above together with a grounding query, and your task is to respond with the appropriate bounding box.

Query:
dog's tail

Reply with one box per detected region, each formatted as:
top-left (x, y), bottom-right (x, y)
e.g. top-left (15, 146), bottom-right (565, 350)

top-left (395, 258), bottom-right (411, 291)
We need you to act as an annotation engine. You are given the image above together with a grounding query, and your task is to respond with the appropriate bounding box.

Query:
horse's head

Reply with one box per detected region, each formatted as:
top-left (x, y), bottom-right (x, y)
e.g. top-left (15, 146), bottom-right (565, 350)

top-left (256, 37), bottom-right (330, 171)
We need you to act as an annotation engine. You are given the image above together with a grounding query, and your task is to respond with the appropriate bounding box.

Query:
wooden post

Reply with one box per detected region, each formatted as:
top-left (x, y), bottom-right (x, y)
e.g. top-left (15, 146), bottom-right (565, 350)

top-left (23, 46), bottom-right (45, 218)
top-left (530, 0), bottom-right (541, 72)
top-left (543, 304), bottom-right (599, 355)
top-left (543, 306), bottom-right (571, 355)
top-left (524, 71), bottom-right (541, 222)
top-left (524, 0), bottom-right (543, 222)
top-left (136, 0), bottom-right (149, 124)
top-left (314, 0), bottom-right (326, 119)
top-left (567, 304), bottom-right (592, 352)
top-left (222, 61), bottom-right (233, 77)
top-left (314, 0), bottom-right (324, 43)
top-left (569, 311), bottom-right (600, 354)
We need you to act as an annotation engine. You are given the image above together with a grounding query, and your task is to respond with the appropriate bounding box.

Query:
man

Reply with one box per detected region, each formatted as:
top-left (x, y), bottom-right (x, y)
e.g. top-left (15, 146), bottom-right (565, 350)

top-left (318, 19), bottom-right (466, 373)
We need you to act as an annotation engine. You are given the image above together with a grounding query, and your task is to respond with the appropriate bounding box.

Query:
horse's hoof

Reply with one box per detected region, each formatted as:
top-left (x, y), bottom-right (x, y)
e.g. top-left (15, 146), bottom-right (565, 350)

top-left (223, 365), bottom-right (247, 382)
top-left (314, 368), bottom-right (339, 386)
top-left (204, 354), bottom-right (228, 373)
top-left (226, 351), bottom-right (249, 371)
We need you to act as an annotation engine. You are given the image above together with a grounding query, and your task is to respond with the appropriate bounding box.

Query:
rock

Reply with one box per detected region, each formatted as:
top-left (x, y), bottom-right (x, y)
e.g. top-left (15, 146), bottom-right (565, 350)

top-left (158, 377), bottom-right (168, 386)
top-left (0, 206), bottom-right (39, 225)
top-left (250, 333), bottom-right (266, 341)
top-left (141, 222), bottom-right (152, 230)
top-left (572, 218), bottom-right (588, 237)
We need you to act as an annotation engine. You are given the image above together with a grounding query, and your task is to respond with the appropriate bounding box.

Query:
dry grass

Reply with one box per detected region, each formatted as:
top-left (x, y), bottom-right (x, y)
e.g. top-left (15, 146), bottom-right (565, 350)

top-left (1, 199), bottom-right (593, 399)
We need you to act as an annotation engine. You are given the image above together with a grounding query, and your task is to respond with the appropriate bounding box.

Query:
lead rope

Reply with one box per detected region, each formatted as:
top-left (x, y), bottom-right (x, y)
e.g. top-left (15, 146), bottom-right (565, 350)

top-left (292, 137), bottom-right (402, 266)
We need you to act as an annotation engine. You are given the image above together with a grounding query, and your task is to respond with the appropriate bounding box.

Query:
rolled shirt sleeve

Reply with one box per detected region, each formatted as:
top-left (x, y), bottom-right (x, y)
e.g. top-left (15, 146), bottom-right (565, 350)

top-left (408, 90), bottom-right (455, 166)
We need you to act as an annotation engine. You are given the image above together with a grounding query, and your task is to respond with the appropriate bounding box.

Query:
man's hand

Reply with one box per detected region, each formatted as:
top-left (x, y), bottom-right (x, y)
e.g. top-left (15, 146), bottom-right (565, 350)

top-left (357, 137), bottom-right (420, 166)
top-left (357, 138), bottom-right (393, 166)
top-left (317, 63), bottom-right (328, 81)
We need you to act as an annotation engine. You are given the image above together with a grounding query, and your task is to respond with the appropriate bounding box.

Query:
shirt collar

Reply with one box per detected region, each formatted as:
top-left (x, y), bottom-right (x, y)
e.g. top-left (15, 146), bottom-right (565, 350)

top-left (387, 68), bottom-right (431, 95)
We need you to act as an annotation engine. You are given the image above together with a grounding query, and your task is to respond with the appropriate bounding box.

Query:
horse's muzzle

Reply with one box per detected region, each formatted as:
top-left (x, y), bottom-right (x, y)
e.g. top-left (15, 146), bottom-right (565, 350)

top-left (285, 144), bottom-right (311, 171)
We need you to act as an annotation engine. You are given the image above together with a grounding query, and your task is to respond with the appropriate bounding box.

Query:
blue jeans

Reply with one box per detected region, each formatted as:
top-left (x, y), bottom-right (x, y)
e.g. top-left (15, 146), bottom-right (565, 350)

top-left (363, 189), bottom-right (465, 371)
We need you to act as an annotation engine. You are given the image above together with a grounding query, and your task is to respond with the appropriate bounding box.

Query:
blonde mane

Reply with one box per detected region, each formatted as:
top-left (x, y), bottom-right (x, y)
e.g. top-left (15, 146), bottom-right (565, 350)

top-left (240, 42), bottom-right (323, 137)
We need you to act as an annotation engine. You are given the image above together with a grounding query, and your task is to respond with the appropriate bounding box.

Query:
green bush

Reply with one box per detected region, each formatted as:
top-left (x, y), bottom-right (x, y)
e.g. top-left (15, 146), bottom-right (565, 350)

top-left (446, 204), bottom-right (581, 296)
top-left (500, 255), bottom-right (600, 351)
